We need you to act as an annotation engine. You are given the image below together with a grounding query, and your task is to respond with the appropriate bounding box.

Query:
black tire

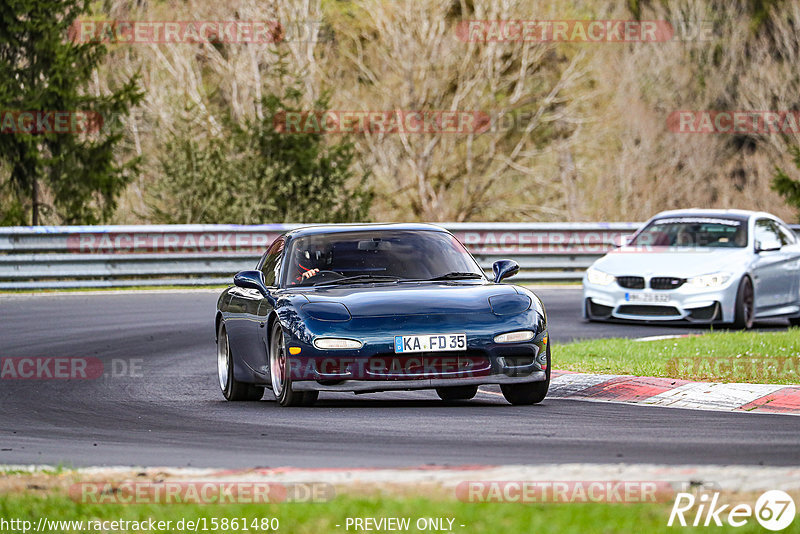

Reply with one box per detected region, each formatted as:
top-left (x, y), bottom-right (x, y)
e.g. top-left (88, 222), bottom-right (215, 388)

top-left (584, 299), bottom-right (596, 323)
top-left (436, 386), bottom-right (478, 401)
top-left (500, 344), bottom-right (550, 405)
top-left (789, 317), bottom-right (800, 327)
top-left (217, 323), bottom-right (264, 401)
top-left (269, 321), bottom-right (305, 407)
top-left (732, 276), bottom-right (755, 330)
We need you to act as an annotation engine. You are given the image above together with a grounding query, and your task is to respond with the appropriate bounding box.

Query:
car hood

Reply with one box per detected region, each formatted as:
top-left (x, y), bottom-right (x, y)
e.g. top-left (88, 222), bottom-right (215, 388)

top-left (294, 282), bottom-right (519, 317)
top-left (592, 247), bottom-right (750, 278)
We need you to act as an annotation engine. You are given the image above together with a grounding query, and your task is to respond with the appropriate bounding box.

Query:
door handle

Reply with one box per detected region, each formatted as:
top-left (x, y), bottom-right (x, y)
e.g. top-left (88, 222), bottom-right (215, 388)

top-left (259, 322), bottom-right (265, 328)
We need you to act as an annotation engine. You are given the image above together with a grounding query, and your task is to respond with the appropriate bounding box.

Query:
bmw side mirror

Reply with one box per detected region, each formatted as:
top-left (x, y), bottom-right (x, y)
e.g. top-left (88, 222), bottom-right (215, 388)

top-left (233, 270), bottom-right (268, 295)
top-left (493, 260), bottom-right (520, 283)
top-left (755, 240), bottom-right (782, 253)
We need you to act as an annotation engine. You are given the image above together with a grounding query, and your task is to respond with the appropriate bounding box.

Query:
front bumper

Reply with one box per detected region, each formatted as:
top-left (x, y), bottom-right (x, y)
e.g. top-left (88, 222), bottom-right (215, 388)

top-left (283, 315), bottom-right (549, 393)
top-left (293, 370), bottom-right (547, 393)
top-left (582, 278), bottom-right (739, 323)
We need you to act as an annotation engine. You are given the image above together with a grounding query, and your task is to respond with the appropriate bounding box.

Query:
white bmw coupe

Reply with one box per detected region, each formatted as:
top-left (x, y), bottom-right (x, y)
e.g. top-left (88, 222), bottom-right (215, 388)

top-left (582, 209), bottom-right (800, 329)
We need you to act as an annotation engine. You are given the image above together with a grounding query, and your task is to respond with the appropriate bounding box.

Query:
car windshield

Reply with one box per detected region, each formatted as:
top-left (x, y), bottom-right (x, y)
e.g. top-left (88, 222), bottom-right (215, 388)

top-left (285, 230), bottom-right (485, 286)
top-left (629, 217), bottom-right (748, 248)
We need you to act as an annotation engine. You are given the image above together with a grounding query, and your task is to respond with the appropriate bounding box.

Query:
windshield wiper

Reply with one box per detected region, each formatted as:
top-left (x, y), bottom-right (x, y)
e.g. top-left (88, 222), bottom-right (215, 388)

top-left (416, 272), bottom-right (484, 281)
top-left (314, 274), bottom-right (401, 286)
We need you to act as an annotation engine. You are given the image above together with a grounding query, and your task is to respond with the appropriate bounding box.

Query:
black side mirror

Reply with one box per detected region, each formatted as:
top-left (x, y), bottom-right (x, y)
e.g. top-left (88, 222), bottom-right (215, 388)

top-left (614, 234), bottom-right (633, 247)
top-left (233, 270), bottom-right (268, 295)
top-left (492, 259), bottom-right (520, 283)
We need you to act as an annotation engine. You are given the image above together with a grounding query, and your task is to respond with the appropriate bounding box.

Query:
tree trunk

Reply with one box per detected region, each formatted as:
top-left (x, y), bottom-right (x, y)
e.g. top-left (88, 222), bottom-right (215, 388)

top-left (31, 177), bottom-right (38, 226)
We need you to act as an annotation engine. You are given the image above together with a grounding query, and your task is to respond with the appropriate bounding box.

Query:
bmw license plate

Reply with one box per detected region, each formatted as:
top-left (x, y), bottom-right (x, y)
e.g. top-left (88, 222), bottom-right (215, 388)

top-left (394, 333), bottom-right (467, 354)
top-left (625, 292), bottom-right (670, 303)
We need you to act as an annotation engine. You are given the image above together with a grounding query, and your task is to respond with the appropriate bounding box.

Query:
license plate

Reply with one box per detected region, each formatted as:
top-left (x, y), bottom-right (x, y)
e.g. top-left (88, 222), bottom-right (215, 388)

top-left (625, 292), bottom-right (670, 303)
top-left (394, 333), bottom-right (467, 354)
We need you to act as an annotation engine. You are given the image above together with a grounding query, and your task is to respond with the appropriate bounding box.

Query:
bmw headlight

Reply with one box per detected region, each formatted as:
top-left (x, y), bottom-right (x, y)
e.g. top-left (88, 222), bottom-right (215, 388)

top-left (687, 272), bottom-right (731, 288)
top-left (586, 267), bottom-right (616, 286)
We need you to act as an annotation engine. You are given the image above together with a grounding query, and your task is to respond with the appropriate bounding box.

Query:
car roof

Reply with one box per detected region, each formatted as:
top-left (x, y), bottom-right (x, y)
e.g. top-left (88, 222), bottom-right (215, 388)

top-left (649, 208), bottom-right (778, 223)
top-left (283, 223), bottom-right (449, 239)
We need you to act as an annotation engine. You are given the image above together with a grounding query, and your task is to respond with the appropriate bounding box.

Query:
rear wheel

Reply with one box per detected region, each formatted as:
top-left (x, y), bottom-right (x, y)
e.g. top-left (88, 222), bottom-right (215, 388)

top-left (217, 323), bottom-right (264, 401)
top-left (269, 322), bottom-right (306, 407)
top-left (732, 276), bottom-right (755, 330)
top-left (500, 344), bottom-right (550, 405)
top-left (790, 317), bottom-right (800, 327)
top-left (436, 386), bottom-right (478, 401)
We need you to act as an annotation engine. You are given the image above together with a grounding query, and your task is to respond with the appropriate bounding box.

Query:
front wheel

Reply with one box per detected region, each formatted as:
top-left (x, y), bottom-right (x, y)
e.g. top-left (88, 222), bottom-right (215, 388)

top-left (436, 386), bottom-right (478, 401)
top-left (732, 276), bottom-right (755, 330)
top-left (269, 322), bottom-right (306, 407)
top-left (217, 323), bottom-right (264, 401)
top-left (500, 344), bottom-right (550, 405)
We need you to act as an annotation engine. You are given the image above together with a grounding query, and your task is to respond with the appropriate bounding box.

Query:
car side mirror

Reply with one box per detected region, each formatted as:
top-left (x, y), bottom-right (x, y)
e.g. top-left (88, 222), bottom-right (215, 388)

top-left (755, 240), bottom-right (782, 253)
top-left (233, 270), bottom-right (268, 295)
top-left (493, 260), bottom-right (520, 283)
top-left (613, 234), bottom-right (633, 247)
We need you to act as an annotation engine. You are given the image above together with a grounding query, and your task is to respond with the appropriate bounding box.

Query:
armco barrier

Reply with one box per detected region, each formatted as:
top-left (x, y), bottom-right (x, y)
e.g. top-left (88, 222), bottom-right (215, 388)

top-left (1, 222), bottom-right (796, 289)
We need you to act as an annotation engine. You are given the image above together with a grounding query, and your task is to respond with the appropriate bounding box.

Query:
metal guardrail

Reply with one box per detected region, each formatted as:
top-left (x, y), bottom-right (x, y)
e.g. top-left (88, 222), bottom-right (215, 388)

top-left (0, 222), bottom-right (796, 289)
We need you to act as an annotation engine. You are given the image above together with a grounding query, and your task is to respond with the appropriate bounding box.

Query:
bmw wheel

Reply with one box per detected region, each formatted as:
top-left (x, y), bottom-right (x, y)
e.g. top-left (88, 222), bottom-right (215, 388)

top-left (217, 323), bottom-right (264, 401)
top-left (732, 276), bottom-right (755, 330)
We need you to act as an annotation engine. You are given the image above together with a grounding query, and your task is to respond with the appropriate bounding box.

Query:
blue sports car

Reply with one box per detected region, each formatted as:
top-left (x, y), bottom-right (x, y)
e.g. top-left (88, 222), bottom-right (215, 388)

top-left (215, 224), bottom-right (550, 406)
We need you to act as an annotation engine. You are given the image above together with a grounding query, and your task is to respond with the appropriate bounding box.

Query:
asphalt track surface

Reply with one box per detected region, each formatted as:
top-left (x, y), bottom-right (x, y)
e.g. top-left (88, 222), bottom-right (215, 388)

top-left (0, 288), bottom-right (798, 468)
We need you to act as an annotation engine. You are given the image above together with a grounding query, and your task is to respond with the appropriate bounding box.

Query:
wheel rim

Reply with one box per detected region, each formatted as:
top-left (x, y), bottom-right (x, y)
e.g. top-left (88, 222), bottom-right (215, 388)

top-left (743, 279), bottom-right (754, 326)
top-left (217, 327), bottom-right (230, 392)
top-left (270, 328), bottom-right (286, 397)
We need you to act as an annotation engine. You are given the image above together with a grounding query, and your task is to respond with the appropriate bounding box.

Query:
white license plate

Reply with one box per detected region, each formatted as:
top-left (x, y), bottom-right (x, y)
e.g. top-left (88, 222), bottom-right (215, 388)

top-left (625, 292), bottom-right (670, 303)
top-left (394, 333), bottom-right (467, 353)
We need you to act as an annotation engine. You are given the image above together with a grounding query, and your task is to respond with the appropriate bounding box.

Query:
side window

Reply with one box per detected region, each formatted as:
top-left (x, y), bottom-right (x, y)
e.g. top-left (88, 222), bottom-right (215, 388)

top-left (260, 238), bottom-right (284, 287)
top-left (754, 219), bottom-right (783, 249)
top-left (776, 222), bottom-right (797, 245)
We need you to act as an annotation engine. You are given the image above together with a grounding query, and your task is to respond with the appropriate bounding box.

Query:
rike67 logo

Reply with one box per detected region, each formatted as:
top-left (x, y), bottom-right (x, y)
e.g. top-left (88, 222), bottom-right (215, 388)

top-left (669, 490), bottom-right (796, 531)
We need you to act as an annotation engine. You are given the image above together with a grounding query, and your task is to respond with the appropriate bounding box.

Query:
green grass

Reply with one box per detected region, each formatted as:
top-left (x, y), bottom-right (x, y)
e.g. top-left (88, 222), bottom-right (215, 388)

top-left (1, 493), bottom-right (792, 534)
top-left (556, 329), bottom-right (800, 384)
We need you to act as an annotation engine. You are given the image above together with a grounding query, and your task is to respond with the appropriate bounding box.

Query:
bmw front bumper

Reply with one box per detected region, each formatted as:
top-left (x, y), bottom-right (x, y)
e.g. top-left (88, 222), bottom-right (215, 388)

top-left (582, 278), bottom-right (739, 323)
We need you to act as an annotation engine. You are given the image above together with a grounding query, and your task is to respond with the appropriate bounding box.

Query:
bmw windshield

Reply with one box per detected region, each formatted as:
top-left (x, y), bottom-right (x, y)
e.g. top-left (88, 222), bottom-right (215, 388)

top-left (629, 217), bottom-right (748, 248)
top-left (285, 230), bottom-right (485, 286)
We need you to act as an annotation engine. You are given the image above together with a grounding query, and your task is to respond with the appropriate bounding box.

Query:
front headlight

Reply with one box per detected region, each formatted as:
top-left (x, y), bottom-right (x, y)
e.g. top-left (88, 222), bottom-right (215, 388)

top-left (586, 267), bottom-right (616, 286)
top-left (687, 272), bottom-right (731, 288)
top-left (313, 338), bottom-right (363, 350)
top-left (494, 330), bottom-right (535, 343)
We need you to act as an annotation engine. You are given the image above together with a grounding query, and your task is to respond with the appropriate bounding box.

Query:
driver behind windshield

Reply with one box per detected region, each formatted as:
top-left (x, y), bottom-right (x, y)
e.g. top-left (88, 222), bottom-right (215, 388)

top-left (287, 231), bottom-right (484, 286)
top-left (292, 248), bottom-right (326, 284)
